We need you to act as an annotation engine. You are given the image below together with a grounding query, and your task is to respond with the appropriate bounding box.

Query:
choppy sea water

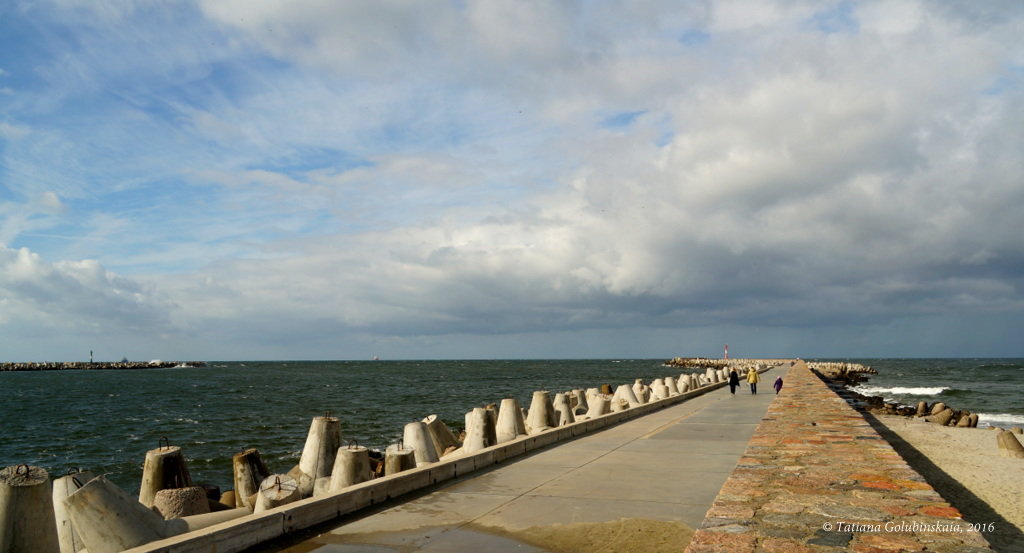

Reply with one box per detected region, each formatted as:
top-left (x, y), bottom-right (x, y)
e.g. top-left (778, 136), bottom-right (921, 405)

top-left (832, 358), bottom-right (1024, 428)
top-left (1, 359), bottom-right (681, 493)
top-left (4, 358), bottom-right (1019, 495)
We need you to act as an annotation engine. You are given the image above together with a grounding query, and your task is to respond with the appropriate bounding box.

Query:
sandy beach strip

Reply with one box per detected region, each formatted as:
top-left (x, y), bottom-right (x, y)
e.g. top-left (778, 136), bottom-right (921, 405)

top-left (869, 413), bottom-right (1024, 552)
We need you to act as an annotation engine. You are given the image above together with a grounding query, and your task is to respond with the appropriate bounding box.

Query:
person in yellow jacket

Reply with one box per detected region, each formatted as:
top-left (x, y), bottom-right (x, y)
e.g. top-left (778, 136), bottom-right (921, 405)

top-left (746, 368), bottom-right (760, 394)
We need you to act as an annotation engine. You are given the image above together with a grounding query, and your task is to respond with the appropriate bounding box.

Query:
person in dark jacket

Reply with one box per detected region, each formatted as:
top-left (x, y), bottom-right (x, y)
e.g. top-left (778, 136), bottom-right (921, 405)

top-left (728, 368), bottom-right (740, 395)
top-left (773, 376), bottom-right (784, 394)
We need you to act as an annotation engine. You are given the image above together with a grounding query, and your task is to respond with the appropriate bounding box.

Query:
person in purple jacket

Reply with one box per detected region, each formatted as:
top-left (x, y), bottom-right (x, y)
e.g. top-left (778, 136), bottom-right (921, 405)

top-left (773, 376), bottom-right (784, 394)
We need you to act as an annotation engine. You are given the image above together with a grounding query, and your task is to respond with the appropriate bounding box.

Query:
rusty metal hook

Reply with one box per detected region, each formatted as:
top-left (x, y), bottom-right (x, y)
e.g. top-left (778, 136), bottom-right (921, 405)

top-left (15, 464), bottom-right (30, 476)
top-left (159, 436), bottom-right (171, 450)
top-left (347, 439), bottom-right (359, 449)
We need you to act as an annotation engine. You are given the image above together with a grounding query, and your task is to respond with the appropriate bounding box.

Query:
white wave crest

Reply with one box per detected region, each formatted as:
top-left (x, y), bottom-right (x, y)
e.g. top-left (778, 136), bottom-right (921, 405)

top-left (977, 413), bottom-right (1024, 427)
top-left (851, 385), bottom-right (950, 396)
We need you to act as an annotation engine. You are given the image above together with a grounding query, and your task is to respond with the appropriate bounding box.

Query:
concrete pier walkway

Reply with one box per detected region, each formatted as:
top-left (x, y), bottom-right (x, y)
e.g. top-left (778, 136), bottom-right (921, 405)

top-left (258, 368), bottom-right (782, 553)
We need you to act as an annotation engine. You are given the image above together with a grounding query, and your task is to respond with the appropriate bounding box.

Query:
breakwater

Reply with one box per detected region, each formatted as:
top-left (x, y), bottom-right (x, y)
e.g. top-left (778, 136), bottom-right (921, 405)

top-left (1, 358), bottom-right (778, 553)
top-left (664, 357), bottom-right (780, 369)
top-left (1, 361), bottom-right (207, 371)
top-left (685, 361), bottom-right (995, 553)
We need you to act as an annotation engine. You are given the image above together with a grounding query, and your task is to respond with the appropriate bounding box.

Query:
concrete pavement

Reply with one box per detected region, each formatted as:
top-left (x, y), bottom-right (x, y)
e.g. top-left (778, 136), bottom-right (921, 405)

top-left (256, 366), bottom-right (784, 553)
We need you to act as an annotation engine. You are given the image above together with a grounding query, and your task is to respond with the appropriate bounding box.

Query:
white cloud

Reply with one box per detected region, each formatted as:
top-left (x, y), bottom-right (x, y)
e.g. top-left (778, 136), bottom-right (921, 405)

top-left (0, 246), bottom-right (172, 342)
top-left (3, 0), bottom-right (1024, 359)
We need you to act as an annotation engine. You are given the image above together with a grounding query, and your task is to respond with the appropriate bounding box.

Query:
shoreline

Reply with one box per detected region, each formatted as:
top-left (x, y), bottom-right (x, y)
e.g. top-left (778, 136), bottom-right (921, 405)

top-left (1, 361), bottom-right (207, 371)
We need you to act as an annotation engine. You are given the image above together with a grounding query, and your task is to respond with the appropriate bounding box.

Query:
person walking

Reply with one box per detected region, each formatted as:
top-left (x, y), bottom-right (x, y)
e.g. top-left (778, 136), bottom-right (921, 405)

top-left (773, 376), bottom-right (784, 395)
top-left (728, 368), bottom-right (740, 395)
top-left (747, 368), bottom-right (759, 394)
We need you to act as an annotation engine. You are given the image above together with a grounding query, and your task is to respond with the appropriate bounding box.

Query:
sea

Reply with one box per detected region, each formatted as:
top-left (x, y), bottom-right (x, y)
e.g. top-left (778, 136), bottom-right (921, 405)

top-left (2, 358), bottom-right (1021, 495)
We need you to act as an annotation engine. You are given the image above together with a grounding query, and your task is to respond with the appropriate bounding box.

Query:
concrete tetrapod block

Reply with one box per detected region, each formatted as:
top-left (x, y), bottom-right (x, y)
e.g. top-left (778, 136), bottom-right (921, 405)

top-left (665, 376), bottom-right (680, 396)
top-left (52, 470), bottom-right (94, 553)
top-left (0, 464), bottom-right (59, 553)
top-left (613, 384), bottom-right (642, 408)
top-left (422, 414), bottom-right (459, 457)
top-left (631, 379), bottom-right (647, 404)
top-left (572, 388), bottom-right (589, 413)
top-left (64, 475), bottom-right (169, 553)
top-left (463, 407), bottom-right (494, 454)
top-left (969, 414), bottom-right (980, 427)
top-left (916, 401), bottom-right (928, 417)
top-left (552, 393), bottom-right (575, 426)
top-left (153, 486), bottom-right (210, 519)
top-left (298, 416), bottom-right (342, 494)
top-left (924, 408), bottom-right (954, 426)
top-left (384, 444), bottom-right (417, 475)
top-left (329, 445), bottom-right (372, 491)
top-left (253, 475), bottom-right (300, 514)
top-left (495, 398), bottom-right (527, 444)
top-left (956, 412), bottom-right (973, 427)
top-left (139, 445), bottom-right (193, 508)
top-left (526, 391), bottom-right (555, 435)
top-left (930, 402), bottom-right (947, 416)
top-left (997, 430), bottom-right (1024, 459)
top-left (403, 421), bottom-right (440, 466)
top-left (584, 396), bottom-right (611, 419)
top-left (232, 448), bottom-right (271, 511)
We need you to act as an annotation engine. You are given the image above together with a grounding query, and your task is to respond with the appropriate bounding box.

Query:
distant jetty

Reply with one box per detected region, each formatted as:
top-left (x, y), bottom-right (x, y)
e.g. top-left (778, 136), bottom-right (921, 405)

top-left (1, 361), bottom-right (207, 372)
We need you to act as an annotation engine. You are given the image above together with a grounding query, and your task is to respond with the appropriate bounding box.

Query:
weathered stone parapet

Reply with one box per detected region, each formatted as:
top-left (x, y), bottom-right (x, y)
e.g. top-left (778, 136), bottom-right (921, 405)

top-left (684, 361), bottom-right (995, 553)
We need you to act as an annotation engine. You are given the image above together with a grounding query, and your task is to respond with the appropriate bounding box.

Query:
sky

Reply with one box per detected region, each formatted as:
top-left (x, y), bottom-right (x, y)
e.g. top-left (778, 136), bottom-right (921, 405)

top-left (1, 0), bottom-right (1023, 362)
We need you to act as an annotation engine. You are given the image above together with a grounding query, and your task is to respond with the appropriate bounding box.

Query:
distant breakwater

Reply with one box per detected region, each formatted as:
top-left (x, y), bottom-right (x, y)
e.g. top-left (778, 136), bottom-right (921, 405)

top-left (1, 361), bottom-right (207, 372)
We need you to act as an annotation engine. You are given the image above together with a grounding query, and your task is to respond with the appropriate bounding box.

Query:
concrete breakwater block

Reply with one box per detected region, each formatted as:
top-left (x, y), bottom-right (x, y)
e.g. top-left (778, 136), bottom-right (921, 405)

top-left (423, 414), bottom-right (460, 455)
top-left (929, 402), bottom-right (947, 416)
top-left (915, 401), bottom-right (928, 417)
top-left (153, 486), bottom-right (210, 519)
top-left (463, 407), bottom-right (495, 454)
top-left (527, 391), bottom-right (556, 434)
top-left (139, 444), bottom-right (193, 508)
top-left (297, 416), bottom-right (342, 496)
top-left (496, 398), bottom-right (528, 444)
top-left (403, 421), bottom-right (440, 466)
top-left (384, 444), bottom-right (417, 475)
top-left (232, 448), bottom-right (271, 511)
top-left (329, 445), bottom-right (372, 491)
top-left (1, 464), bottom-right (60, 553)
top-left (996, 430), bottom-right (1024, 459)
top-left (52, 470), bottom-right (94, 553)
top-left (254, 475), bottom-right (300, 513)
top-left (553, 392), bottom-right (575, 426)
top-left (584, 395), bottom-right (611, 419)
top-left (924, 408), bottom-right (954, 426)
top-left (613, 384), bottom-right (641, 409)
top-left (65, 475), bottom-right (169, 553)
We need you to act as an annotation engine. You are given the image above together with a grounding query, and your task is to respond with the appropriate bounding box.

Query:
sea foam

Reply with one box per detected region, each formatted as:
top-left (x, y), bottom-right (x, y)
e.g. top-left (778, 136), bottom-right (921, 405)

top-left (851, 385), bottom-right (951, 396)
top-left (977, 413), bottom-right (1024, 427)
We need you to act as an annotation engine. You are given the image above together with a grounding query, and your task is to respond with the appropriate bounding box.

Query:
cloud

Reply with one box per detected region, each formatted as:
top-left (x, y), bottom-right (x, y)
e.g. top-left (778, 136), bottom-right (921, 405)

top-left (2, 0), bottom-right (1024, 359)
top-left (0, 246), bottom-right (173, 354)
